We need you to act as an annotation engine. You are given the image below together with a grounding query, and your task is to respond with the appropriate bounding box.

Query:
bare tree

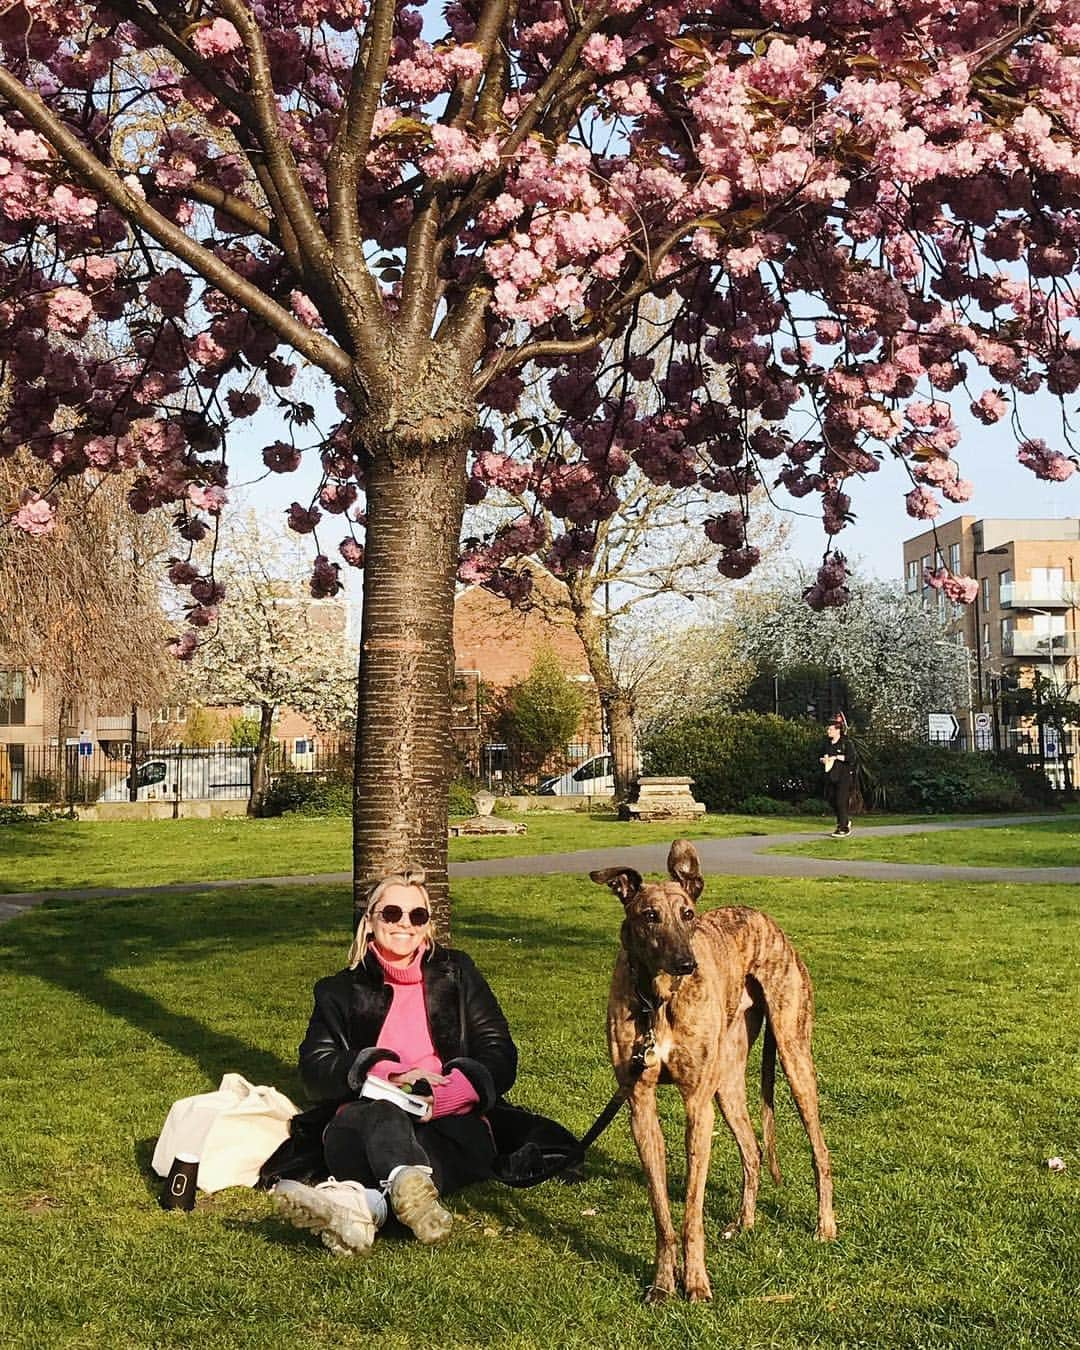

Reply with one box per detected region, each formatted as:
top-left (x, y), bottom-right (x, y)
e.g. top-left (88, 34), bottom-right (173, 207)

top-left (0, 449), bottom-right (174, 734)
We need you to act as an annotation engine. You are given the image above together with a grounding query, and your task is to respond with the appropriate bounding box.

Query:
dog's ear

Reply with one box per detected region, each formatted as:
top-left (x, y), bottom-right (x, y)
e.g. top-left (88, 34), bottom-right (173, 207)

top-left (589, 866), bottom-right (643, 904)
top-left (667, 839), bottom-right (704, 901)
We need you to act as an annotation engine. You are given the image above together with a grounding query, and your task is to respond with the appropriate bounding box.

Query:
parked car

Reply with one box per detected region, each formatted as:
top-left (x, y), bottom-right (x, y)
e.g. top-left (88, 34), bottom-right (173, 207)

top-left (98, 750), bottom-right (252, 802)
top-left (538, 753), bottom-right (615, 796)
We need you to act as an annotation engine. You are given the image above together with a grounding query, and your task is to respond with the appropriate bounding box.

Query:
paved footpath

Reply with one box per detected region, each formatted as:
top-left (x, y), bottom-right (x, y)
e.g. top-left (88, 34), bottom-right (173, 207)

top-left (1, 813), bottom-right (1075, 926)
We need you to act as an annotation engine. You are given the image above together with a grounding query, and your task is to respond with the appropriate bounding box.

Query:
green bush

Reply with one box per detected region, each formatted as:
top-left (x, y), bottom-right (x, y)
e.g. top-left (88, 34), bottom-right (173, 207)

top-left (642, 713), bottom-right (1054, 816)
top-left (642, 712), bottom-right (823, 811)
top-left (0, 804), bottom-right (78, 825)
top-left (448, 780), bottom-right (476, 817)
top-left (737, 794), bottom-right (799, 816)
top-left (259, 773), bottom-right (351, 817)
top-left (860, 737), bottom-right (1051, 813)
top-left (794, 796), bottom-right (832, 816)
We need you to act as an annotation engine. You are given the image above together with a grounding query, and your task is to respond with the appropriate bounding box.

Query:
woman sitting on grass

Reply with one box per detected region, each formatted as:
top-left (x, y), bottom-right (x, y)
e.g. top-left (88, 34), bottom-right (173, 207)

top-left (274, 869), bottom-right (517, 1255)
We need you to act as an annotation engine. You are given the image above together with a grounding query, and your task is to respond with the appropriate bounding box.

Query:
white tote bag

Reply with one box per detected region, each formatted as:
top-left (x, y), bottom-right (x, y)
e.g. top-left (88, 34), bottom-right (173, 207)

top-left (152, 1073), bottom-right (299, 1193)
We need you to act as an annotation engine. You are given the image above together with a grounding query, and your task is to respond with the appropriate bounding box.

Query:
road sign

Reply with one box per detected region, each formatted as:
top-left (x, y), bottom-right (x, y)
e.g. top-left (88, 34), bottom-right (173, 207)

top-left (928, 712), bottom-right (959, 742)
top-left (973, 712), bottom-right (992, 731)
top-left (1044, 726), bottom-right (1060, 759)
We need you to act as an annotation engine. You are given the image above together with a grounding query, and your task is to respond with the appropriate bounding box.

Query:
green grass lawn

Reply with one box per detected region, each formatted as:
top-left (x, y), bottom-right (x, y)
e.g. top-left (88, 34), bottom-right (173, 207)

top-left (0, 809), bottom-right (1028, 894)
top-left (771, 817), bottom-right (1080, 869)
top-left (1, 875), bottom-right (1076, 1348)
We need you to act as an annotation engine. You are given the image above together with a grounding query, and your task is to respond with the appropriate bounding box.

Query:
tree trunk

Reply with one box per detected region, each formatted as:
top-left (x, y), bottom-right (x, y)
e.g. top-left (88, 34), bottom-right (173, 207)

top-left (352, 435), bottom-right (469, 937)
top-left (249, 701), bottom-right (275, 815)
top-left (608, 690), bottom-right (638, 804)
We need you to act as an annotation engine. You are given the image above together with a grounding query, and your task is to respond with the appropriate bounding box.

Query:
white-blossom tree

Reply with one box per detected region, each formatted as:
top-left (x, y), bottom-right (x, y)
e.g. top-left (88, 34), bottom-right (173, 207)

top-left (179, 516), bottom-right (356, 808)
top-left (738, 567), bottom-right (970, 736)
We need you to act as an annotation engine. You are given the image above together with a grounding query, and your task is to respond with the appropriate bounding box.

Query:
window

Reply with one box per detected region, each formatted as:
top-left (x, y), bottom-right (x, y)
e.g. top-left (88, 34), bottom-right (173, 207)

top-left (905, 560), bottom-right (919, 594)
top-left (175, 705), bottom-right (187, 723)
top-left (136, 761), bottom-right (167, 789)
top-left (936, 589), bottom-right (946, 618)
top-left (572, 755), bottom-right (612, 783)
top-left (1000, 617), bottom-right (1015, 653)
top-left (998, 569), bottom-right (1012, 605)
top-left (982, 622), bottom-right (992, 657)
top-left (982, 577), bottom-right (991, 611)
top-left (4, 743), bottom-right (25, 801)
top-left (294, 738), bottom-right (315, 755)
top-left (0, 671), bottom-right (26, 727)
top-left (949, 542), bottom-right (961, 573)
top-left (920, 554), bottom-right (931, 587)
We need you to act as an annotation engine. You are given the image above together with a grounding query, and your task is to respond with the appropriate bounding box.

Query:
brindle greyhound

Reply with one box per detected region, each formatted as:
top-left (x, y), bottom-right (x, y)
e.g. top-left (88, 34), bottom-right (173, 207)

top-left (591, 839), bottom-right (836, 1303)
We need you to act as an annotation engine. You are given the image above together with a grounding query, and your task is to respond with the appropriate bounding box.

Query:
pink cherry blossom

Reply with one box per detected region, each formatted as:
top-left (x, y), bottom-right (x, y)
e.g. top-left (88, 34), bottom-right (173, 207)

top-left (288, 502), bottom-right (322, 534)
top-left (263, 442), bottom-right (302, 473)
top-left (11, 491), bottom-right (56, 536)
top-left (190, 19), bottom-right (242, 60)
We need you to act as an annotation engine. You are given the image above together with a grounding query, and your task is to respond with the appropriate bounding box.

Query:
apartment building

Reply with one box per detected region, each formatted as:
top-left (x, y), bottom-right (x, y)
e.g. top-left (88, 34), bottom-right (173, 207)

top-left (902, 516), bottom-right (1080, 778)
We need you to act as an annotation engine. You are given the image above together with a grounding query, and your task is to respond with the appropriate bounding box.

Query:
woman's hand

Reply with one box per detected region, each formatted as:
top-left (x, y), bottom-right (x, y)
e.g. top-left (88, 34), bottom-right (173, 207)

top-left (387, 1068), bottom-right (450, 1088)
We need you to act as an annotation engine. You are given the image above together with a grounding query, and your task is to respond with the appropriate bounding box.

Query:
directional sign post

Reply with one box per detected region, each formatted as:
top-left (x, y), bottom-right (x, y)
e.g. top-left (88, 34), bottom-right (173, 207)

top-left (928, 712), bottom-right (959, 743)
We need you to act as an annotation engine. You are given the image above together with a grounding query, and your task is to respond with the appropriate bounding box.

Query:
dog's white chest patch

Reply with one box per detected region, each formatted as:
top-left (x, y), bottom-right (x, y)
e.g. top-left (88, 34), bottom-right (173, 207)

top-left (653, 1033), bottom-right (675, 1063)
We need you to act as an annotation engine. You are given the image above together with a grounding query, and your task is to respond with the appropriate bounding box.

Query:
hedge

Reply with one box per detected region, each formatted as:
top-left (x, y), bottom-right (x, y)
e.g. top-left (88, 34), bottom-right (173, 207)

top-left (642, 713), bottom-right (1057, 814)
top-left (642, 712), bottom-right (823, 810)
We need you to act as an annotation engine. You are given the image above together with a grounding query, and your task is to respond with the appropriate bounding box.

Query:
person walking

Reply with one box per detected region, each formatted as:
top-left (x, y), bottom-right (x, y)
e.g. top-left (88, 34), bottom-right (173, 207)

top-left (820, 715), bottom-right (856, 838)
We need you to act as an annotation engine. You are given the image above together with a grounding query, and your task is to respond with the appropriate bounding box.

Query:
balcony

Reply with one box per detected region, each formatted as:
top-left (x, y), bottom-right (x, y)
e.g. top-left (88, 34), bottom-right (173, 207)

top-left (1002, 631), bottom-right (1079, 659)
top-left (999, 581), bottom-right (1080, 610)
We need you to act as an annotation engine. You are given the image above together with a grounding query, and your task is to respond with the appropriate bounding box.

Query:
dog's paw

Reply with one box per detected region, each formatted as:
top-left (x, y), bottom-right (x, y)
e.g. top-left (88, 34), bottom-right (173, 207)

top-left (816, 1216), bottom-right (838, 1242)
top-left (643, 1282), bottom-right (676, 1306)
top-left (685, 1282), bottom-right (713, 1304)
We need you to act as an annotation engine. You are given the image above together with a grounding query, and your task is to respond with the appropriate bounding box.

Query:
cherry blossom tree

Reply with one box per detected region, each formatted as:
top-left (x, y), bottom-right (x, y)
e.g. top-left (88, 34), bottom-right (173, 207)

top-left (4, 0), bottom-right (1080, 922)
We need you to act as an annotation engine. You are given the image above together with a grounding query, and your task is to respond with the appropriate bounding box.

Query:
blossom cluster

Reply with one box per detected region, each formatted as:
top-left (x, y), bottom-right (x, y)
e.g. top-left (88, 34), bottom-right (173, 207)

top-left (3, 0), bottom-right (1080, 639)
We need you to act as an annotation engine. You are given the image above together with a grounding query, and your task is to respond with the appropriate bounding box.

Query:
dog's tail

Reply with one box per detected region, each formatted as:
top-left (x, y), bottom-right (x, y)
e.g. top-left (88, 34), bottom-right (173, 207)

top-left (761, 1023), bottom-right (783, 1185)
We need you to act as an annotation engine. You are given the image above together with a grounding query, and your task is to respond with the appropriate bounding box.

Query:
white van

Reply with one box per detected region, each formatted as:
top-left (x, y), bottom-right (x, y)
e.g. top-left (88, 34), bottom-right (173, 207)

top-left (98, 750), bottom-right (252, 802)
top-left (539, 753), bottom-right (615, 796)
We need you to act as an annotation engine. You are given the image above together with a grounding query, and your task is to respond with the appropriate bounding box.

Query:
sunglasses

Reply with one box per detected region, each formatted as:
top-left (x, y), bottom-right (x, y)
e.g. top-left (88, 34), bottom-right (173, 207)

top-left (373, 905), bottom-right (430, 927)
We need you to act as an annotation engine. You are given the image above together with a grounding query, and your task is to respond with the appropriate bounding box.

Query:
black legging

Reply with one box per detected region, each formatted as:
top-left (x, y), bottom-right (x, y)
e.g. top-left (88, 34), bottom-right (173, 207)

top-left (831, 775), bottom-right (850, 831)
top-left (322, 1098), bottom-right (495, 1194)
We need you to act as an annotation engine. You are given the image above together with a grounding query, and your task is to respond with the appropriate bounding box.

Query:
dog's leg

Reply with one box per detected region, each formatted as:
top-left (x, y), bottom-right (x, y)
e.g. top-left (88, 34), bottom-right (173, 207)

top-left (772, 1033), bottom-right (837, 1241)
top-left (713, 1061), bottom-right (762, 1241)
top-left (680, 1085), bottom-right (717, 1302)
top-left (760, 1023), bottom-right (783, 1185)
top-left (628, 1085), bottom-right (679, 1303)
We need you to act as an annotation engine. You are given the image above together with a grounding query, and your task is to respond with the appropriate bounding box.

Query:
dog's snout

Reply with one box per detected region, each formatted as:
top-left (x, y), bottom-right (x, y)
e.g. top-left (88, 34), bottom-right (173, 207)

top-left (674, 957), bottom-right (697, 976)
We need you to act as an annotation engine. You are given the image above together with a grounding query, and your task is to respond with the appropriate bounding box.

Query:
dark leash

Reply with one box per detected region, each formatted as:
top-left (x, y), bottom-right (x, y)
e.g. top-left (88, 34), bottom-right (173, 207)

top-left (575, 976), bottom-right (663, 1156)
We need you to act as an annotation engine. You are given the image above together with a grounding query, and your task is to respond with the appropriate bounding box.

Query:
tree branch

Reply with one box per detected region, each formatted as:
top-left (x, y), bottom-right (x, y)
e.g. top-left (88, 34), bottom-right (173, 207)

top-left (324, 0), bottom-right (396, 337)
top-left (0, 67), bottom-right (353, 384)
top-left (142, 174), bottom-right (274, 239)
top-left (213, 0), bottom-right (332, 282)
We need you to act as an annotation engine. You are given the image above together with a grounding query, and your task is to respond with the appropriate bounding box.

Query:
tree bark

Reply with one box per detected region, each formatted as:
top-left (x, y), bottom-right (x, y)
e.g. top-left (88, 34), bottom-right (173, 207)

top-left (352, 434), bottom-right (469, 937)
top-left (249, 701), bottom-right (276, 815)
top-left (607, 690), bottom-right (638, 804)
top-left (566, 572), bottom-right (638, 807)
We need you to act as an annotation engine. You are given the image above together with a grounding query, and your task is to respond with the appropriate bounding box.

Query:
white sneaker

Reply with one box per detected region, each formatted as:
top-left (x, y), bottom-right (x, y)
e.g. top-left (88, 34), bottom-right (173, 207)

top-left (274, 1178), bottom-right (387, 1256)
top-left (388, 1166), bottom-right (453, 1244)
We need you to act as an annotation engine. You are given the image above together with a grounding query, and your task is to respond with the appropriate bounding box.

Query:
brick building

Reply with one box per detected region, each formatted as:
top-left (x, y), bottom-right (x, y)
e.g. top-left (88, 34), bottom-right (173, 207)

top-left (452, 582), bottom-right (604, 775)
top-left (902, 516), bottom-right (1080, 782)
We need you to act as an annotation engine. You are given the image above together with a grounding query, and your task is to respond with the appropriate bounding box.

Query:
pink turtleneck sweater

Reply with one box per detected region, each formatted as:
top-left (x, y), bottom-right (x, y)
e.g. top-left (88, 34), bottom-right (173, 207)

top-left (372, 943), bottom-right (480, 1119)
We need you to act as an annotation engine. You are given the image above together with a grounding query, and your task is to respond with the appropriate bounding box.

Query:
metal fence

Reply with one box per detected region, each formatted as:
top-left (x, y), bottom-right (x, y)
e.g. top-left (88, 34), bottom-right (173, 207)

top-left (0, 740), bottom-right (351, 805)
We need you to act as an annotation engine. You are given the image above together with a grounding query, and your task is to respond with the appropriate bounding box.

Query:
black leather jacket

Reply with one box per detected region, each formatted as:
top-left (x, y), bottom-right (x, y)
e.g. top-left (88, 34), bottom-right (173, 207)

top-left (298, 942), bottom-right (517, 1113)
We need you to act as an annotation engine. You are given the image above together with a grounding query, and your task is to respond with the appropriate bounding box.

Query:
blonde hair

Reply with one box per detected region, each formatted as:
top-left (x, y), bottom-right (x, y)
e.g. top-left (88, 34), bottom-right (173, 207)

top-left (348, 869), bottom-right (433, 969)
